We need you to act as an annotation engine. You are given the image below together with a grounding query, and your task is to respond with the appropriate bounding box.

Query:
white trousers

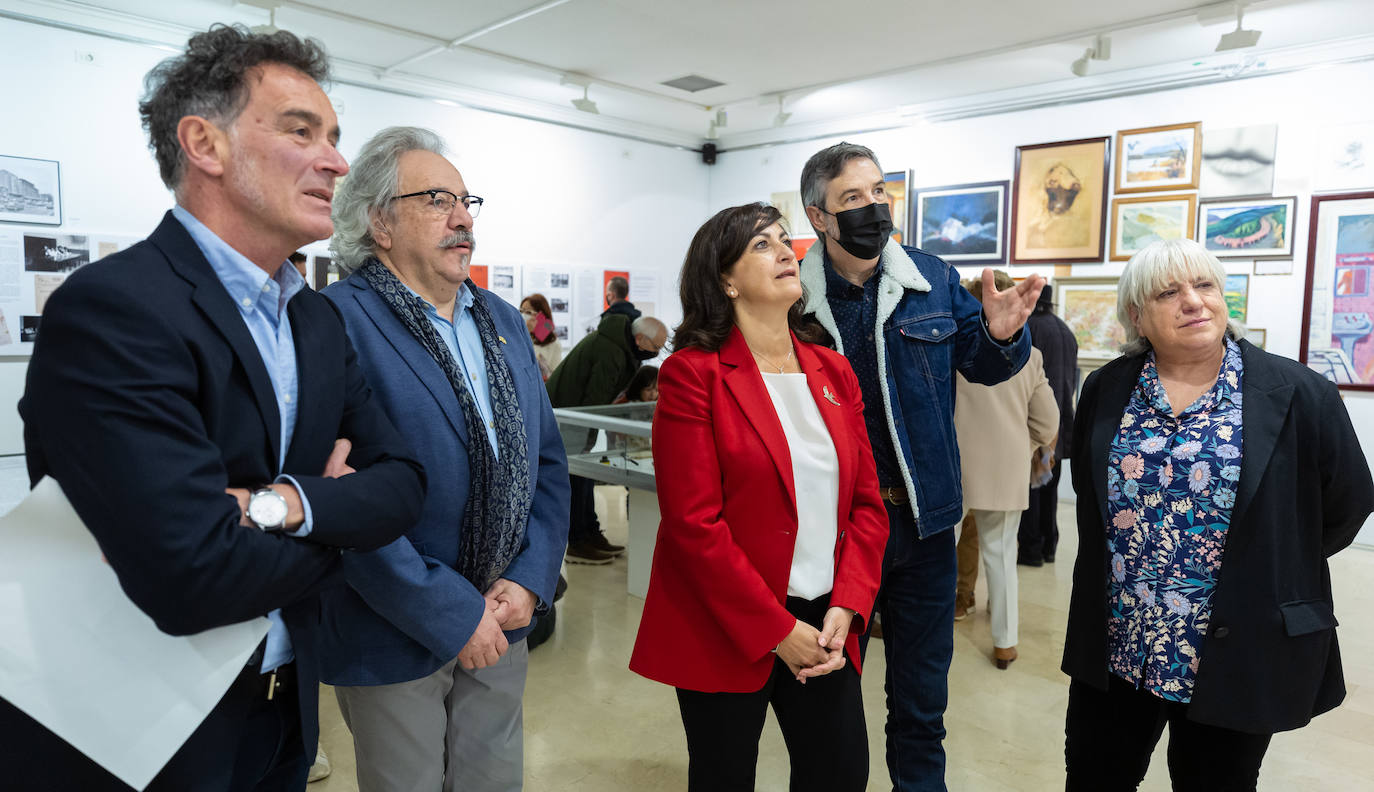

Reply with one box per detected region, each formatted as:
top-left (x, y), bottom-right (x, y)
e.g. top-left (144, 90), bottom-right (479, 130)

top-left (957, 509), bottom-right (1020, 648)
top-left (335, 640), bottom-right (529, 792)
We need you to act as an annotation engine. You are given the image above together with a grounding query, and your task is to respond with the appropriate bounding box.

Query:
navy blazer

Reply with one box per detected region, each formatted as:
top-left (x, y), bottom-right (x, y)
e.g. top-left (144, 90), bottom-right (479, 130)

top-left (3, 212), bottom-right (425, 791)
top-left (317, 272), bottom-right (570, 686)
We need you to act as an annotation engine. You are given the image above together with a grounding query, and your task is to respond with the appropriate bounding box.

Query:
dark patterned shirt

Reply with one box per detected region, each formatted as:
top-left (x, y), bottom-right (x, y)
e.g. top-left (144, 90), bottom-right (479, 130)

top-left (823, 256), bottom-right (903, 488)
top-left (1105, 338), bottom-right (1244, 703)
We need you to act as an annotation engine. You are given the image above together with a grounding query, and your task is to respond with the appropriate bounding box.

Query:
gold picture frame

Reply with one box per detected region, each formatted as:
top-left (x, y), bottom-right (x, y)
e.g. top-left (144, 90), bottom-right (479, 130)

top-left (1114, 121), bottom-right (1202, 194)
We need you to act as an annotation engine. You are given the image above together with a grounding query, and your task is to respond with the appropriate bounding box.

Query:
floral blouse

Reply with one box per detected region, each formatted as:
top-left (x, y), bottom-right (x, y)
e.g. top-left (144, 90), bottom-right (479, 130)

top-left (1105, 338), bottom-right (1244, 703)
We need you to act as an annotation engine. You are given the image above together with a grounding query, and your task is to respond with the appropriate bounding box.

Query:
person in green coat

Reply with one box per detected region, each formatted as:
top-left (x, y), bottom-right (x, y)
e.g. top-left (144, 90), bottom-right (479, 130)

top-left (548, 312), bottom-right (667, 563)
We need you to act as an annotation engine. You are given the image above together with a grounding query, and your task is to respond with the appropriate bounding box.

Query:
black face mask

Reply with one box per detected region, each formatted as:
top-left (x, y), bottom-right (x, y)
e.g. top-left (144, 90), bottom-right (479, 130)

top-left (633, 342), bottom-right (659, 361)
top-left (830, 202), bottom-right (893, 260)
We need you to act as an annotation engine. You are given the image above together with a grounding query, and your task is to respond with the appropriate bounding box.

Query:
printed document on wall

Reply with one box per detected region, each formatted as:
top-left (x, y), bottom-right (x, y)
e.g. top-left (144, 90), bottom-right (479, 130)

top-left (0, 477), bottom-right (270, 790)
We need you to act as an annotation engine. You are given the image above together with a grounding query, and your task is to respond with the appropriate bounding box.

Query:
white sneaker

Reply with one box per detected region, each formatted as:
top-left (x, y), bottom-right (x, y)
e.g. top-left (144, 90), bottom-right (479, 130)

top-left (308, 746), bottom-right (332, 783)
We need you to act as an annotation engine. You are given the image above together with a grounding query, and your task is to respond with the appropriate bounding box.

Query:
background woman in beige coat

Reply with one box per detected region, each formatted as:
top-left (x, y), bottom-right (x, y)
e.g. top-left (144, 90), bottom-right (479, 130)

top-left (954, 271), bottom-right (1059, 668)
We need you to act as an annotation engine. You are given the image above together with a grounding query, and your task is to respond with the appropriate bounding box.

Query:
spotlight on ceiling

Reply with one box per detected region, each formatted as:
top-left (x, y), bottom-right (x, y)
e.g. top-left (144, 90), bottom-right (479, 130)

top-left (571, 85), bottom-right (598, 114)
top-left (705, 120), bottom-right (719, 141)
top-left (772, 96), bottom-right (792, 128)
top-left (1216, 3), bottom-right (1262, 51)
top-left (1070, 34), bottom-right (1111, 77)
top-left (714, 108), bottom-right (728, 128)
top-left (250, 6), bottom-right (279, 34)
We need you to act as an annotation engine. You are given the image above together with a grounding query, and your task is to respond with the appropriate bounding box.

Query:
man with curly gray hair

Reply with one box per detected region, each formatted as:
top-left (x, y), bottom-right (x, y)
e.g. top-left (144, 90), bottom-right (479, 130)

top-left (5, 25), bottom-right (426, 792)
top-left (319, 126), bottom-right (569, 791)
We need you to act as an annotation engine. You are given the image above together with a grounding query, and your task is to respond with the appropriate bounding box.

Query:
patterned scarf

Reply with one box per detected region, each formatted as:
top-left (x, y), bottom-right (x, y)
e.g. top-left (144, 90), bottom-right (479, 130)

top-left (358, 257), bottom-right (531, 594)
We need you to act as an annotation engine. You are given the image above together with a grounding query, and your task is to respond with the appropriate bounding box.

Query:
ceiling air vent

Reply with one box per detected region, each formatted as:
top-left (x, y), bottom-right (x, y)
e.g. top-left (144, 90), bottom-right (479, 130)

top-left (660, 74), bottom-right (725, 92)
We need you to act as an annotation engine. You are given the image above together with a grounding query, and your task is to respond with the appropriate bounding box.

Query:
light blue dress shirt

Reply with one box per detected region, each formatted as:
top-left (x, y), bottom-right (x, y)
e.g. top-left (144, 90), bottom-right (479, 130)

top-left (405, 282), bottom-right (499, 456)
top-left (172, 205), bottom-right (315, 673)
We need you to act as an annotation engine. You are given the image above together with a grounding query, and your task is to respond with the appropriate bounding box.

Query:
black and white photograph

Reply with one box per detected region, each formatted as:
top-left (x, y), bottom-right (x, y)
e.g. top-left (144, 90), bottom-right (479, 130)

top-left (550, 272), bottom-right (570, 288)
top-left (550, 297), bottom-right (569, 313)
top-left (23, 234), bottom-right (89, 273)
top-left (0, 155), bottom-right (61, 225)
top-left (19, 315), bottom-right (40, 344)
top-left (493, 271), bottom-right (514, 289)
top-left (1200, 125), bottom-right (1277, 198)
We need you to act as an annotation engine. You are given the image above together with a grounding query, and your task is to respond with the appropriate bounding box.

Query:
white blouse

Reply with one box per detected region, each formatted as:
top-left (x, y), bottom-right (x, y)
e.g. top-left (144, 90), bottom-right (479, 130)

top-left (760, 372), bottom-right (840, 600)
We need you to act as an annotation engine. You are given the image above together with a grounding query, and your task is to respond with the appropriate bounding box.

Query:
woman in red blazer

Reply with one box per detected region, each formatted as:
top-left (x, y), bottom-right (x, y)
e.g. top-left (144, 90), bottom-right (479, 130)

top-left (630, 203), bottom-right (888, 791)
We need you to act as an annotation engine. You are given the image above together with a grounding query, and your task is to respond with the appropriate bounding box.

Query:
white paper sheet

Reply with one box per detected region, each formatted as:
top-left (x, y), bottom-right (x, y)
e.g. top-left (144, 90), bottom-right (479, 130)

top-left (0, 477), bottom-right (271, 790)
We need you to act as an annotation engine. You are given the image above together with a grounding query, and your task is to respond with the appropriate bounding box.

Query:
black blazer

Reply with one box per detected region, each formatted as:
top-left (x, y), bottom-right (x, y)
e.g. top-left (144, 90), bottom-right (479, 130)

top-left (1062, 340), bottom-right (1374, 734)
top-left (1, 212), bottom-right (425, 790)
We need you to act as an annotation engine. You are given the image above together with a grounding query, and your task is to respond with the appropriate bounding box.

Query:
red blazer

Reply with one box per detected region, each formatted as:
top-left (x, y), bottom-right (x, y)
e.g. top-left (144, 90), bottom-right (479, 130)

top-left (629, 328), bottom-right (888, 693)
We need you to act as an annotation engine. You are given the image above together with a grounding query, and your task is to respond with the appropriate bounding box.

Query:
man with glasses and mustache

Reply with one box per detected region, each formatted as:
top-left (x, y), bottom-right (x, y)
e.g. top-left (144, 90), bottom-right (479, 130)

top-left (318, 126), bottom-right (569, 791)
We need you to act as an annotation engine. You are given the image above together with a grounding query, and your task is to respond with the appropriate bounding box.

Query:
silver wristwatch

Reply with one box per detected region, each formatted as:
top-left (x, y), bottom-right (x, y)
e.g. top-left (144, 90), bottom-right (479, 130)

top-left (247, 487), bottom-right (289, 533)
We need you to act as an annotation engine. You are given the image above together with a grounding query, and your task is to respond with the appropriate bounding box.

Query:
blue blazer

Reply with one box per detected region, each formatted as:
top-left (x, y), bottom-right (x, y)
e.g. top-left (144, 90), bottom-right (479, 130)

top-left (318, 272), bottom-right (570, 686)
top-left (5, 212), bottom-right (426, 791)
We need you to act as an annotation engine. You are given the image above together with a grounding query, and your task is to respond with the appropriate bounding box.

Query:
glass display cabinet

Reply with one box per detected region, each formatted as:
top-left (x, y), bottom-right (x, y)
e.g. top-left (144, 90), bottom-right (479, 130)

top-left (552, 402), bottom-right (659, 597)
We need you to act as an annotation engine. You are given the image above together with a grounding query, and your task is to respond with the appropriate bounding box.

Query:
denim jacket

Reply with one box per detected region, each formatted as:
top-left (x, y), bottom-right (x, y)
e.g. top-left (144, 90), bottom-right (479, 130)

top-left (800, 239), bottom-right (1030, 537)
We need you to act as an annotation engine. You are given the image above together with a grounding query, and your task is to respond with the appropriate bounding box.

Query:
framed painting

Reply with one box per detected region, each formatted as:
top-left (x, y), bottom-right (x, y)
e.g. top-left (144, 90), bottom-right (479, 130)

top-left (1011, 137), bottom-right (1110, 264)
top-left (1200, 125), bottom-right (1276, 198)
top-left (1198, 196), bottom-right (1296, 259)
top-left (910, 180), bottom-right (1008, 262)
top-left (1055, 276), bottom-right (1125, 363)
top-left (1108, 193), bottom-right (1197, 261)
top-left (1223, 273), bottom-right (1249, 321)
top-left (1300, 191), bottom-right (1374, 390)
top-left (1114, 122), bottom-right (1202, 194)
top-left (1244, 327), bottom-right (1266, 349)
top-left (0, 154), bottom-right (62, 226)
top-left (884, 171), bottom-right (908, 245)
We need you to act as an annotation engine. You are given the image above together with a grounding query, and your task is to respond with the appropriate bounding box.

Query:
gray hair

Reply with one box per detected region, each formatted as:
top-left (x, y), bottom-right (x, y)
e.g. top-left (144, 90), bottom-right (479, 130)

top-left (1117, 238), bottom-right (1243, 357)
top-left (330, 126), bottom-right (447, 272)
top-left (799, 141), bottom-right (884, 216)
top-left (631, 316), bottom-right (666, 340)
top-left (139, 25), bottom-right (331, 190)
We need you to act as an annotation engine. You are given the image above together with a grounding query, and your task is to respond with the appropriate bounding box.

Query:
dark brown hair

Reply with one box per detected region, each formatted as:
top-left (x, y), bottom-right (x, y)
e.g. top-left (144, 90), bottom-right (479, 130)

top-left (672, 202), bottom-right (820, 352)
top-left (520, 293), bottom-right (558, 346)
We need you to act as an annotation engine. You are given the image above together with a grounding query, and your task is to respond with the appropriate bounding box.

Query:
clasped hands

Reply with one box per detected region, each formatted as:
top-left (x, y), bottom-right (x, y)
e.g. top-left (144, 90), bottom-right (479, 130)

top-left (775, 607), bottom-right (856, 684)
top-left (457, 578), bottom-right (536, 671)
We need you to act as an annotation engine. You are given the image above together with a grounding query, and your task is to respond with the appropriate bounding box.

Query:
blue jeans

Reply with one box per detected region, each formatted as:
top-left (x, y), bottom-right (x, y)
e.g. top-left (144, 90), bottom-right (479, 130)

top-left (869, 501), bottom-right (956, 792)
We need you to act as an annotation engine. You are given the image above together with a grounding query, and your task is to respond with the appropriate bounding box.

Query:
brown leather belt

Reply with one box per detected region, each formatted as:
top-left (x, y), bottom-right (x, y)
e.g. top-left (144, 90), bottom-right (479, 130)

top-left (878, 486), bottom-right (909, 505)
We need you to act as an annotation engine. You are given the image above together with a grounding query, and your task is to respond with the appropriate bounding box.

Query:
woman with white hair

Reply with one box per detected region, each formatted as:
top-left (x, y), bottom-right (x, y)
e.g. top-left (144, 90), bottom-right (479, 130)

top-left (1061, 238), bottom-right (1373, 790)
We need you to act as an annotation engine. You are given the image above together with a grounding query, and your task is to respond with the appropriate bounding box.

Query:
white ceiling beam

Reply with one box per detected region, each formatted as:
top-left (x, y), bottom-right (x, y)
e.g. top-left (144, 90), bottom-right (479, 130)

top-left (380, 0), bottom-right (574, 75)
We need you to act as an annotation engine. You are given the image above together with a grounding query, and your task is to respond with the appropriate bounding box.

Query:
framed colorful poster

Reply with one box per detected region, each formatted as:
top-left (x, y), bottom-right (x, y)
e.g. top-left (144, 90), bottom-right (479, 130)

top-left (1198, 196), bottom-right (1296, 259)
top-left (1055, 276), bottom-right (1126, 363)
top-left (884, 171), bottom-right (908, 245)
top-left (1108, 193), bottom-right (1197, 261)
top-left (1011, 137), bottom-right (1110, 264)
top-left (1301, 191), bottom-right (1374, 389)
top-left (1223, 273), bottom-right (1249, 321)
top-left (0, 155), bottom-right (62, 226)
top-left (910, 180), bottom-right (1008, 263)
top-left (1114, 122), bottom-right (1202, 194)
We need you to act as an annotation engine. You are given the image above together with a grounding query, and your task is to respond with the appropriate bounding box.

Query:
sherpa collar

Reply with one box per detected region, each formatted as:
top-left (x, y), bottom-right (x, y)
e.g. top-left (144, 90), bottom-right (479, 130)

top-left (799, 237), bottom-right (931, 353)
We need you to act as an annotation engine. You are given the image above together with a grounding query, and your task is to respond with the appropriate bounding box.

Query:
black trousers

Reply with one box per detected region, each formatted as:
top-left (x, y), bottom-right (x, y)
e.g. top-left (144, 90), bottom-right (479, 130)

top-left (1065, 675), bottom-right (1272, 792)
top-left (567, 474), bottom-right (601, 544)
top-left (1018, 459), bottom-right (1062, 562)
top-left (0, 660), bottom-right (306, 792)
top-left (675, 595), bottom-right (868, 792)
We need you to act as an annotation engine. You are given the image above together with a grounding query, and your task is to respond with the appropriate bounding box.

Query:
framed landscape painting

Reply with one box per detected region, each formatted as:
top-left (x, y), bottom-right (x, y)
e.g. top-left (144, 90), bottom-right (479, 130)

top-left (1109, 193), bottom-right (1196, 261)
top-left (1011, 137), bottom-right (1110, 264)
top-left (1055, 276), bottom-right (1126, 363)
top-left (910, 180), bottom-right (1008, 262)
top-left (1114, 122), bottom-right (1202, 194)
top-left (1198, 196), bottom-right (1297, 259)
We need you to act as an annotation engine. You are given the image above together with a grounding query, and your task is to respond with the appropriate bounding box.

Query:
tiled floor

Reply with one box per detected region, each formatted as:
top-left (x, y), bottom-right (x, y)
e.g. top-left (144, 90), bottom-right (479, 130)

top-left (313, 488), bottom-right (1374, 790)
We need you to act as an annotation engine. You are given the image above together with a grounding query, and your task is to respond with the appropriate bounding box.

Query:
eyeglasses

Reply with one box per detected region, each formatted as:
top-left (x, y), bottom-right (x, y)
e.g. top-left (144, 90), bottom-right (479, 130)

top-left (390, 189), bottom-right (484, 218)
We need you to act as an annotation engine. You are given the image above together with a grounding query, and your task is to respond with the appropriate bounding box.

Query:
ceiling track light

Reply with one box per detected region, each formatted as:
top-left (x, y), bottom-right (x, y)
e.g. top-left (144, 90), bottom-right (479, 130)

top-left (772, 95), bottom-right (792, 127)
top-left (1070, 34), bottom-right (1111, 77)
top-left (570, 84), bottom-right (598, 114)
top-left (1216, 3), bottom-right (1262, 51)
top-left (250, 6), bottom-right (279, 35)
top-left (714, 108), bottom-right (728, 128)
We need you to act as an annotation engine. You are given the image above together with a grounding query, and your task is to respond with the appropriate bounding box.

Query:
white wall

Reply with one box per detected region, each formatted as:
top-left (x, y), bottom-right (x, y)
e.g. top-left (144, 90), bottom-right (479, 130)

top-left (0, 17), bottom-right (710, 454)
top-left (706, 61), bottom-right (1374, 546)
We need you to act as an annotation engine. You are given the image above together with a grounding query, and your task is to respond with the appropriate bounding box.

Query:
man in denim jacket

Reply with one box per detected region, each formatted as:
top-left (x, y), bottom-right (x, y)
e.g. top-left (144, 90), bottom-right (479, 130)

top-left (798, 142), bottom-right (1043, 791)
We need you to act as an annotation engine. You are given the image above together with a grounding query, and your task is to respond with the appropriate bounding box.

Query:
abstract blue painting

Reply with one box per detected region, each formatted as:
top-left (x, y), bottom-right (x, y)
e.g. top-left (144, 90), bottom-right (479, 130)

top-left (911, 180), bottom-right (1008, 262)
